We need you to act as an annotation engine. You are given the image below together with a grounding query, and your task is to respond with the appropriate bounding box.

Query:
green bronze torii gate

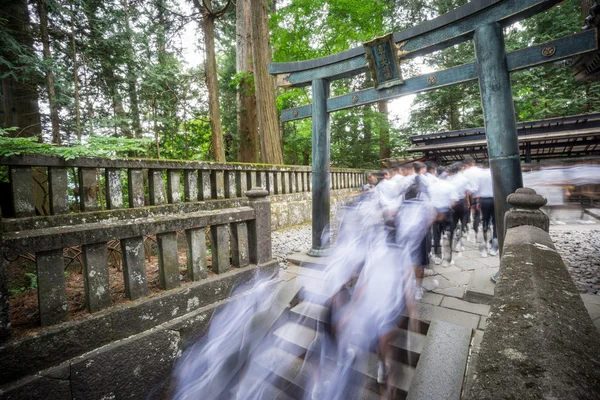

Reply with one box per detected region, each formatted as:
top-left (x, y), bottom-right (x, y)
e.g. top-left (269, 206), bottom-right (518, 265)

top-left (268, 0), bottom-right (599, 256)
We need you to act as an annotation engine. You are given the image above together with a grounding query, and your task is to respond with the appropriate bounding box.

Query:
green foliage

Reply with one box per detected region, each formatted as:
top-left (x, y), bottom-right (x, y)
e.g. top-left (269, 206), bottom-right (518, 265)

top-left (0, 132), bottom-right (151, 160)
top-left (9, 272), bottom-right (38, 295)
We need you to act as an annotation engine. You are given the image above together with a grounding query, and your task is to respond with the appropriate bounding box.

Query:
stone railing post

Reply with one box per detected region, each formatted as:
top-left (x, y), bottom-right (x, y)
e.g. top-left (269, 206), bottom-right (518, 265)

top-left (0, 216), bottom-right (10, 342)
top-left (505, 187), bottom-right (549, 234)
top-left (246, 187), bottom-right (271, 266)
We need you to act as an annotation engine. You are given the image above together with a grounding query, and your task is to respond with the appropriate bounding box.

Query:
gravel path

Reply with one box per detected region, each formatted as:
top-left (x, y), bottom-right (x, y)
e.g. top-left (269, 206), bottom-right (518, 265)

top-left (272, 224), bottom-right (312, 268)
top-left (549, 228), bottom-right (600, 295)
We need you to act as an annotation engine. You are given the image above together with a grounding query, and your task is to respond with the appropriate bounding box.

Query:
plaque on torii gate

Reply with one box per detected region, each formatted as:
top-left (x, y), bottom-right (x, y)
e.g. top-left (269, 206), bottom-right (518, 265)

top-left (268, 0), bottom-right (600, 256)
top-left (363, 33), bottom-right (405, 90)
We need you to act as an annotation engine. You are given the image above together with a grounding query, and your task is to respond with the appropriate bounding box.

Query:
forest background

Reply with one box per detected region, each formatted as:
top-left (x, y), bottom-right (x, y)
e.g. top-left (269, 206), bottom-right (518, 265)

top-left (1, 0), bottom-right (599, 169)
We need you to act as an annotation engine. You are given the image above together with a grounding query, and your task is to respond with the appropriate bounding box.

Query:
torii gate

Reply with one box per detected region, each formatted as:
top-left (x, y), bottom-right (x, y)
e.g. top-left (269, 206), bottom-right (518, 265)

top-left (268, 0), bottom-right (599, 256)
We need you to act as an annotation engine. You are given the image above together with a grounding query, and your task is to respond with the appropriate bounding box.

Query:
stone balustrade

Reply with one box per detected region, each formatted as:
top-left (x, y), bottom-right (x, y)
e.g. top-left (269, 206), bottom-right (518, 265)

top-left (0, 155), bottom-right (367, 220)
top-left (0, 186), bottom-right (273, 333)
top-left (467, 188), bottom-right (600, 399)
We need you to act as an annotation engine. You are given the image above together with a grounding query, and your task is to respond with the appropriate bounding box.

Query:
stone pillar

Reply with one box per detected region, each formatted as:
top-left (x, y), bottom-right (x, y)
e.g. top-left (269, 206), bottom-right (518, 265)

top-left (82, 243), bottom-right (111, 312)
top-left (199, 170), bottom-right (212, 200)
top-left (211, 170), bottom-right (225, 199)
top-left (167, 170), bottom-right (181, 204)
top-left (105, 168), bottom-right (123, 209)
top-left (236, 171), bottom-right (247, 197)
top-left (185, 228), bottom-right (208, 280)
top-left (267, 172), bottom-right (275, 195)
top-left (282, 172), bottom-right (290, 194)
top-left (48, 167), bottom-right (69, 214)
top-left (0, 225), bottom-right (10, 341)
top-left (224, 171), bottom-right (236, 198)
top-left (79, 167), bottom-right (98, 211)
top-left (231, 222), bottom-right (249, 268)
top-left (310, 78), bottom-right (331, 256)
top-left (9, 166), bottom-right (35, 217)
top-left (183, 170), bottom-right (198, 202)
top-left (505, 188), bottom-right (549, 233)
top-left (275, 172), bottom-right (283, 194)
top-left (290, 171), bottom-right (296, 193)
top-left (157, 232), bottom-right (180, 290)
top-left (36, 249), bottom-right (68, 326)
top-left (128, 169), bottom-right (145, 208)
top-left (474, 23), bottom-right (523, 254)
top-left (121, 237), bottom-right (148, 300)
top-left (149, 169), bottom-right (167, 205)
top-left (247, 188), bottom-right (271, 265)
top-left (0, 261), bottom-right (8, 341)
top-left (210, 225), bottom-right (230, 274)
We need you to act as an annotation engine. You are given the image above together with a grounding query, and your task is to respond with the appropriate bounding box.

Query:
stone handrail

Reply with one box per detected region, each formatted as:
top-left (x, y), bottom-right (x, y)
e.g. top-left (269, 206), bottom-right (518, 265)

top-left (468, 188), bottom-right (600, 399)
top-left (0, 187), bottom-right (273, 340)
top-left (0, 155), bottom-right (368, 219)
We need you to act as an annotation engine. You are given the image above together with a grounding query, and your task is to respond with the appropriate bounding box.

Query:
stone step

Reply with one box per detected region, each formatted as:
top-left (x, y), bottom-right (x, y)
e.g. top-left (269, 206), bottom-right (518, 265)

top-left (406, 320), bottom-right (472, 400)
top-left (465, 267), bottom-right (498, 305)
top-left (227, 369), bottom-right (296, 400)
top-left (286, 251), bottom-right (330, 270)
top-left (273, 320), bottom-right (416, 394)
top-left (252, 346), bottom-right (381, 400)
top-left (273, 321), bottom-right (320, 356)
top-left (289, 302), bottom-right (330, 325)
top-left (287, 302), bottom-right (428, 360)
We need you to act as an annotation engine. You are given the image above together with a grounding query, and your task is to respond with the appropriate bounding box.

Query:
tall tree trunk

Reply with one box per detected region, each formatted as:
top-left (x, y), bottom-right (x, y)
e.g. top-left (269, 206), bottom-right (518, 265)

top-left (123, 0), bottom-right (142, 138)
top-left (236, 0), bottom-right (259, 162)
top-left (37, 0), bottom-right (61, 145)
top-left (195, 0), bottom-right (226, 162)
top-left (71, 0), bottom-right (81, 142)
top-left (1, 0), bottom-right (48, 215)
top-left (378, 100), bottom-right (390, 167)
top-left (250, 0), bottom-right (284, 164)
top-left (0, 0), bottom-right (42, 138)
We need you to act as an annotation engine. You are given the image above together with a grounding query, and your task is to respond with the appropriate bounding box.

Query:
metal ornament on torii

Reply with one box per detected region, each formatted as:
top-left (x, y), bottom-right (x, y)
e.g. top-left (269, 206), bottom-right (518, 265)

top-left (268, 0), bottom-right (600, 256)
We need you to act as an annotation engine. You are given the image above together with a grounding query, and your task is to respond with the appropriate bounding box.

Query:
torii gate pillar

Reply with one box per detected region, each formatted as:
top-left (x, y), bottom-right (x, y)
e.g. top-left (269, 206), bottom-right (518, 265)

top-left (308, 78), bottom-right (331, 256)
top-left (474, 23), bottom-right (523, 254)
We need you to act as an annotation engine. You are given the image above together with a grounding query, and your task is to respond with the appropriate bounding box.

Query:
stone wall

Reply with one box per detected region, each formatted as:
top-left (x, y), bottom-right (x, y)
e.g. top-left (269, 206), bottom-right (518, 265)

top-left (270, 188), bottom-right (360, 231)
top-left (467, 188), bottom-right (600, 399)
top-left (0, 155), bottom-right (371, 398)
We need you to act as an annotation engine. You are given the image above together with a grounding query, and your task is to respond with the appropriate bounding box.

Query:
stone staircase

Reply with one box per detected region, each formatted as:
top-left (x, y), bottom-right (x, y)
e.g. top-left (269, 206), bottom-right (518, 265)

top-left (218, 257), bottom-right (474, 400)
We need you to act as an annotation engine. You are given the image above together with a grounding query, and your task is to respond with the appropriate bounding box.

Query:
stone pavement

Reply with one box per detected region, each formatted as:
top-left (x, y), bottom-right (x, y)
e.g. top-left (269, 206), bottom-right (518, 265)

top-left (283, 225), bottom-right (600, 396)
top-left (284, 237), bottom-right (496, 397)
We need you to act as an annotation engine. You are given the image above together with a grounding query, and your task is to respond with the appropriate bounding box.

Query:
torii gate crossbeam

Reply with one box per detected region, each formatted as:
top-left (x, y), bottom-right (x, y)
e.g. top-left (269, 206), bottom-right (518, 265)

top-left (268, 0), bottom-right (600, 256)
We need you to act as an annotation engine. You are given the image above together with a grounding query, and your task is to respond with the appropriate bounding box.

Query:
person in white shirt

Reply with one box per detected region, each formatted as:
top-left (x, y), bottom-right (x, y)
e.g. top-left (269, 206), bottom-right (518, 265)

top-left (463, 158), bottom-right (497, 257)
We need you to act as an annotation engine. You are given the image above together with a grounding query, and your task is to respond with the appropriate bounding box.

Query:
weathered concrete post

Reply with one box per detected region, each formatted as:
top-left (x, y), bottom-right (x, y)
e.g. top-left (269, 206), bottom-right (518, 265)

top-left (0, 216), bottom-right (10, 342)
top-left (474, 23), bottom-right (523, 254)
top-left (505, 188), bottom-right (549, 233)
top-left (247, 187), bottom-right (271, 265)
top-left (309, 78), bottom-right (331, 256)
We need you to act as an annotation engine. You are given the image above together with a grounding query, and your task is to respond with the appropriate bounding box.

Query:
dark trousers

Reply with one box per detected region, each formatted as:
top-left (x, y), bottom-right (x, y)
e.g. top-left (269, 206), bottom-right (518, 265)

top-left (433, 211), bottom-right (454, 258)
top-left (480, 197), bottom-right (497, 244)
top-left (452, 201), bottom-right (469, 236)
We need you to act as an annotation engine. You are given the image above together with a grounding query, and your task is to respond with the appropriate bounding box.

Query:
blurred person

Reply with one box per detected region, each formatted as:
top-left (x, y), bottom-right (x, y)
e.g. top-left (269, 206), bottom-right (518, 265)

top-left (464, 159), bottom-right (497, 257)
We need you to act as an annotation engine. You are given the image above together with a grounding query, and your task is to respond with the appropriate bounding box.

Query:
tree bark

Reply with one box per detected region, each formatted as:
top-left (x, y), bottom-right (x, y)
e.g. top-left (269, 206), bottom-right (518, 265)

top-left (196, 0), bottom-right (226, 162)
top-left (236, 0), bottom-right (259, 162)
top-left (250, 0), bottom-right (284, 164)
top-left (0, 0), bottom-right (42, 139)
top-left (70, 0), bottom-right (81, 141)
top-left (378, 100), bottom-right (390, 167)
top-left (124, 0), bottom-right (142, 139)
top-left (37, 0), bottom-right (61, 145)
